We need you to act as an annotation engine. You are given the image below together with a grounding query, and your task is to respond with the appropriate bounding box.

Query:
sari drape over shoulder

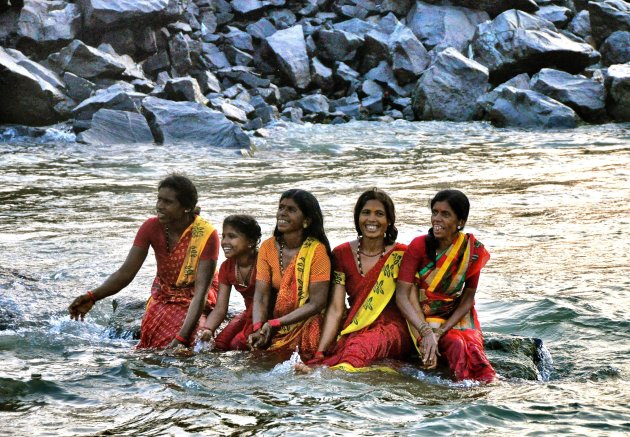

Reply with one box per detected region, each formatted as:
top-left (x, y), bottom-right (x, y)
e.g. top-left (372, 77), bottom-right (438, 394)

top-left (136, 216), bottom-right (217, 349)
top-left (256, 236), bottom-right (331, 359)
top-left (316, 242), bottom-right (412, 372)
top-left (404, 232), bottom-right (495, 382)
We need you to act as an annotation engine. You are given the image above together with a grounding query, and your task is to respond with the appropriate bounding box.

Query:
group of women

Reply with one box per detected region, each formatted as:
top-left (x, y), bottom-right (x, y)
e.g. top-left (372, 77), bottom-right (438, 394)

top-left (68, 174), bottom-right (496, 383)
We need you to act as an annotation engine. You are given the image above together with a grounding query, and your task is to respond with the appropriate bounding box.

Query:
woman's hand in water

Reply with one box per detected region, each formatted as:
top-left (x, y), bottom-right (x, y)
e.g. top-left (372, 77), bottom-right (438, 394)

top-left (197, 327), bottom-right (214, 343)
top-left (68, 293), bottom-right (95, 321)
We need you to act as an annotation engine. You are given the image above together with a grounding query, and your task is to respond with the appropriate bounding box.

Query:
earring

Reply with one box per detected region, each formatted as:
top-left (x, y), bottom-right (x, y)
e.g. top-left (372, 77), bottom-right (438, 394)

top-left (303, 222), bottom-right (308, 228)
top-left (457, 225), bottom-right (462, 230)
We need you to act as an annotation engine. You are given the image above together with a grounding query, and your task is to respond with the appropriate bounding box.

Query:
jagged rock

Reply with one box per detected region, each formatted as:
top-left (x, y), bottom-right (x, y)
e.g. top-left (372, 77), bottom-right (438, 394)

top-left (471, 10), bottom-right (600, 85)
top-left (421, 0), bottom-right (538, 18)
top-left (412, 47), bottom-right (489, 121)
top-left (484, 86), bottom-right (578, 128)
top-left (63, 72), bottom-right (95, 102)
top-left (476, 72), bottom-right (531, 115)
top-left (5, 48), bottom-right (65, 89)
top-left (530, 68), bottom-right (606, 122)
top-left (80, 0), bottom-right (181, 31)
top-left (333, 17), bottom-right (378, 36)
top-left (364, 61), bottom-right (408, 97)
top-left (143, 50), bottom-right (171, 76)
top-left (588, 0), bottom-right (630, 45)
top-left (361, 79), bottom-right (383, 97)
top-left (162, 76), bottom-right (208, 104)
top-left (334, 61), bottom-right (361, 93)
top-left (53, 40), bottom-right (127, 79)
top-left (16, 0), bottom-right (81, 56)
top-left (266, 25), bottom-right (311, 89)
top-left (0, 46), bottom-right (67, 125)
top-left (224, 26), bottom-right (254, 52)
top-left (231, 0), bottom-right (268, 16)
top-left (484, 333), bottom-right (549, 380)
top-left (168, 33), bottom-right (192, 76)
top-left (246, 18), bottom-right (277, 40)
top-left (407, 2), bottom-right (489, 52)
top-left (71, 84), bottom-right (146, 120)
top-left (315, 28), bottom-right (363, 63)
top-left (268, 8), bottom-right (296, 29)
top-left (389, 23), bottom-right (430, 85)
top-left (605, 63), bottom-right (630, 122)
top-left (216, 66), bottom-right (271, 88)
top-left (295, 94), bottom-right (330, 114)
top-left (600, 31), bottom-right (630, 67)
top-left (76, 108), bottom-right (154, 144)
top-left (101, 28), bottom-right (135, 57)
top-left (383, 0), bottom-right (413, 16)
top-left (361, 94), bottom-right (384, 114)
top-left (536, 5), bottom-right (573, 28)
top-left (359, 29), bottom-right (390, 73)
top-left (311, 57), bottom-right (334, 91)
top-left (220, 101), bottom-right (248, 123)
top-left (567, 10), bottom-right (591, 38)
top-left (194, 70), bottom-right (221, 94)
top-left (201, 42), bottom-right (231, 70)
top-left (142, 96), bottom-right (251, 147)
top-left (224, 46), bottom-right (254, 66)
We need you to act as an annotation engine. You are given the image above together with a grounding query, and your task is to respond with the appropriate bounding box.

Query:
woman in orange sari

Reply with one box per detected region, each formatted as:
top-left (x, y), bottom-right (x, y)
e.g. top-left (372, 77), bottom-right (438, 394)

top-left (248, 189), bottom-right (331, 361)
top-left (396, 189), bottom-right (495, 382)
top-left (68, 174), bottom-right (219, 349)
top-left (308, 188), bottom-right (412, 371)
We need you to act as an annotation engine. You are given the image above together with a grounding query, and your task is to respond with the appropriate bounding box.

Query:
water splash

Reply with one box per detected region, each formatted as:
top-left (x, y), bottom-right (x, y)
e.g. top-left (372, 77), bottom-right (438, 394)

top-left (536, 340), bottom-right (554, 381)
top-left (269, 346), bottom-right (304, 375)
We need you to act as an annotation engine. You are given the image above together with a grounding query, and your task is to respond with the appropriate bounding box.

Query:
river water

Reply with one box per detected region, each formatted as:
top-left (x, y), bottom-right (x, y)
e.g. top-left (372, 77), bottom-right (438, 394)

top-left (0, 121), bottom-right (629, 436)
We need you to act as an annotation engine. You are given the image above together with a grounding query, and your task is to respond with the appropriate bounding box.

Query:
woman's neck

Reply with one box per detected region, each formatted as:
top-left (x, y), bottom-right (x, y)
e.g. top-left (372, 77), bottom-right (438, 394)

top-left (360, 236), bottom-right (386, 253)
top-left (281, 230), bottom-right (303, 249)
top-left (235, 251), bottom-right (256, 267)
top-left (169, 215), bottom-right (193, 234)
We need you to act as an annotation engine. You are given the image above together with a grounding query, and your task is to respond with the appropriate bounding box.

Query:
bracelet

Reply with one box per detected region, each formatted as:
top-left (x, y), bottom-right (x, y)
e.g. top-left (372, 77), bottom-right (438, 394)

top-left (86, 291), bottom-right (96, 302)
top-left (268, 319), bottom-right (282, 328)
top-left (435, 327), bottom-right (446, 337)
top-left (252, 322), bottom-right (262, 332)
top-left (175, 334), bottom-right (188, 345)
top-left (314, 351), bottom-right (325, 359)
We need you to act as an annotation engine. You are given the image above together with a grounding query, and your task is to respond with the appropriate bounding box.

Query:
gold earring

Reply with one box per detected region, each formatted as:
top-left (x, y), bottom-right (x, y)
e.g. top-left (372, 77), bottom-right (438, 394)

top-left (303, 222), bottom-right (308, 228)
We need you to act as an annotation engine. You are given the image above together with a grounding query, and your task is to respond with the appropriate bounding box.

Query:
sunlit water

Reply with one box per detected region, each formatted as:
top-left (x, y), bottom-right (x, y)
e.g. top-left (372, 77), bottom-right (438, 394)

top-left (1, 120), bottom-right (629, 436)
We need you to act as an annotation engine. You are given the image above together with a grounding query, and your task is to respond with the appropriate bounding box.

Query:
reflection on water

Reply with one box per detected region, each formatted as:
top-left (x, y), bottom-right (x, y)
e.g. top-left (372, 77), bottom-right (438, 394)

top-left (0, 121), bottom-right (629, 435)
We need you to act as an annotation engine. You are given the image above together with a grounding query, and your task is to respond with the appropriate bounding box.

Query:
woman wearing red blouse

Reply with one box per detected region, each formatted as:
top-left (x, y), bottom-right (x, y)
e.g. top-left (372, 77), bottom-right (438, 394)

top-left (68, 174), bottom-right (219, 350)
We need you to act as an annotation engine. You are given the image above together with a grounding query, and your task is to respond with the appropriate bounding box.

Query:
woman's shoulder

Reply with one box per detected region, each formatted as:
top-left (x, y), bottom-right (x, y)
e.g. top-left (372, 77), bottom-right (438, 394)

top-left (332, 241), bottom-right (352, 254)
top-left (393, 242), bottom-right (408, 251)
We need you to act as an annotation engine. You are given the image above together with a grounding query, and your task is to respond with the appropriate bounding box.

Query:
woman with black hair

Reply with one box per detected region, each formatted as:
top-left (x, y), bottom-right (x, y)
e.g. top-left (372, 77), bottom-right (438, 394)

top-left (396, 189), bottom-right (496, 382)
top-left (68, 174), bottom-right (219, 350)
top-left (248, 189), bottom-right (331, 361)
top-left (306, 188), bottom-right (411, 371)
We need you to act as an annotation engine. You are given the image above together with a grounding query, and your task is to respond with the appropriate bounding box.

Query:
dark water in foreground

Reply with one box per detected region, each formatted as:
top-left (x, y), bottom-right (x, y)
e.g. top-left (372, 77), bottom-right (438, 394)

top-left (0, 121), bottom-right (629, 436)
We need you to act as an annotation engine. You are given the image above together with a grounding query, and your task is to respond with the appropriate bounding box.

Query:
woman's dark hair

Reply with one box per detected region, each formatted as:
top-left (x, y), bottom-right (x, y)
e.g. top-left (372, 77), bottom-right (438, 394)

top-left (354, 188), bottom-right (398, 245)
top-left (158, 174), bottom-right (198, 212)
top-left (223, 214), bottom-right (262, 247)
top-left (426, 189), bottom-right (470, 261)
top-left (273, 188), bottom-right (332, 258)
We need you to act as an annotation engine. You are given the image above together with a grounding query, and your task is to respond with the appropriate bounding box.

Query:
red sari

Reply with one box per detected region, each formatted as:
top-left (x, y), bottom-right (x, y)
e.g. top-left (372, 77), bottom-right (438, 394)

top-left (399, 232), bottom-right (495, 382)
top-left (133, 216), bottom-right (219, 349)
top-left (213, 257), bottom-right (256, 351)
top-left (316, 242), bottom-right (412, 370)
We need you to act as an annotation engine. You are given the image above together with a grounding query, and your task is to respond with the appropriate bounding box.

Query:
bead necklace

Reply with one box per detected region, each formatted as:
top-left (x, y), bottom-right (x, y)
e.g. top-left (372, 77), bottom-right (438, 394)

top-left (356, 237), bottom-right (386, 276)
top-left (235, 261), bottom-right (253, 287)
top-left (279, 239), bottom-right (285, 273)
top-left (165, 225), bottom-right (171, 253)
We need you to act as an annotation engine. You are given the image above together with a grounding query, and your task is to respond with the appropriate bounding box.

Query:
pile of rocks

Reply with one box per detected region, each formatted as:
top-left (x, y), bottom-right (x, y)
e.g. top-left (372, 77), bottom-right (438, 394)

top-left (0, 0), bottom-right (628, 146)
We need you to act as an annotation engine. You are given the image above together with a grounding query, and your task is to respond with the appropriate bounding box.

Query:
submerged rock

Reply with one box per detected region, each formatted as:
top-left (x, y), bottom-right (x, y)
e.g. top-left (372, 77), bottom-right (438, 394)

top-left (76, 108), bottom-right (154, 144)
top-left (485, 333), bottom-right (551, 380)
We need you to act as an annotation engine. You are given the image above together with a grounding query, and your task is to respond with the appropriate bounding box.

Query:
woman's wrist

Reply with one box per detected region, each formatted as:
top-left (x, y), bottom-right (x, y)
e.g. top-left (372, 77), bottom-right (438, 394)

top-left (86, 291), bottom-right (96, 302)
top-left (268, 318), bottom-right (282, 328)
top-left (175, 334), bottom-right (189, 345)
top-left (314, 351), bottom-right (325, 359)
top-left (252, 321), bottom-right (263, 332)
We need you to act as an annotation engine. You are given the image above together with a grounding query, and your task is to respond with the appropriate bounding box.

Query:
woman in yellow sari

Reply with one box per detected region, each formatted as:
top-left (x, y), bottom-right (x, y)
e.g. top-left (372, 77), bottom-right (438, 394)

top-left (68, 174), bottom-right (219, 349)
top-left (248, 189), bottom-right (331, 361)
top-left (396, 189), bottom-right (495, 382)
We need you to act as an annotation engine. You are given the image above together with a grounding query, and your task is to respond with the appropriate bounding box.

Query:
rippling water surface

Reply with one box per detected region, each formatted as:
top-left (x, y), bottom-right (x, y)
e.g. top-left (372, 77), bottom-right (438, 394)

top-left (1, 121), bottom-right (629, 436)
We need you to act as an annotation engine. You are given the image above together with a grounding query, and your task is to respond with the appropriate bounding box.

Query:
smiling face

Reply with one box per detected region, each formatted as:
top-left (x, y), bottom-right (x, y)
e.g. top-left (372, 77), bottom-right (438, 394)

top-left (221, 224), bottom-right (251, 259)
top-left (156, 187), bottom-right (187, 224)
top-left (276, 197), bottom-right (307, 234)
top-left (358, 199), bottom-right (388, 240)
top-left (431, 200), bottom-right (465, 243)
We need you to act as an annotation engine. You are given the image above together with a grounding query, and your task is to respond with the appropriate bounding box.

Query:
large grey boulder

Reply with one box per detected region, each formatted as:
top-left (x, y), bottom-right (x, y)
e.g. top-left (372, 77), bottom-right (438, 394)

top-left (71, 84), bottom-right (146, 120)
top-left (162, 77), bottom-right (208, 105)
top-left (17, 0), bottom-right (81, 54)
top-left (53, 40), bottom-right (127, 79)
top-left (420, 0), bottom-right (539, 17)
top-left (411, 47), bottom-right (490, 121)
top-left (266, 25), bottom-right (311, 89)
top-left (314, 28), bottom-right (363, 62)
top-left (588, 0), bottom-right (630, 45)
top-left (600, 31), bottom-right (630, 66)
top-left (567, 10), bottom-right (591, 39)
top-left (531, 68), bottom-right (606, 122)
top-left (485, 86), bottom-right (579, 128)
top-left (142, 96), bottom-right (252, 148)
top-left (76, 108), bottom-right (154, 144)
top-left (407, 2), bottom-right (489, 52)
top-left (471, 10), bottom-right (600, 84)
top-left (389, 23), bottom-right (430, 85)
top-left (605, 63), bottom-right (630, 122)
top-left (79, 0), bottom-right (181, 31)
top-left (0, 47), bottom-right (67, 126)
top-left (535, 5), bottom-right (573, 28)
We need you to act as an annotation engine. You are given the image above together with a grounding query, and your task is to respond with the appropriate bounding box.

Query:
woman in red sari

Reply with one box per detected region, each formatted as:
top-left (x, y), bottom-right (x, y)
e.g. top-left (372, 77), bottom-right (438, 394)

top-left (308, 188), bottom-right (412, 371)
top-left (198, 214), bottom-right (261, 350)
top-left (248, 189), bottom-right (331, 361)
top-left (68, 174), bottom-right (219, 350)
top-left (396, 189), bottom-right (495, 382)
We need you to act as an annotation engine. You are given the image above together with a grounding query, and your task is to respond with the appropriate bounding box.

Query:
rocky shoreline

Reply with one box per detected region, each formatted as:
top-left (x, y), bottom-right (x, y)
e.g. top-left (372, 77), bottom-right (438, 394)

top-left (1, 0), bottom-right (628, 148)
